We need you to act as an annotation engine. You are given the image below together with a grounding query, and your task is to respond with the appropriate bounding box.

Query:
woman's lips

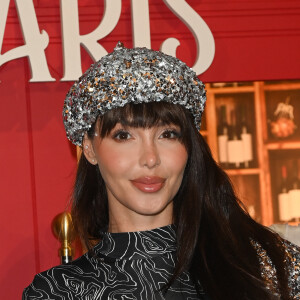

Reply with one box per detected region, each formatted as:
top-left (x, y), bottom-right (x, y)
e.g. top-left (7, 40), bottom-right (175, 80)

top-left (130, 176), bottom-right (166, 193)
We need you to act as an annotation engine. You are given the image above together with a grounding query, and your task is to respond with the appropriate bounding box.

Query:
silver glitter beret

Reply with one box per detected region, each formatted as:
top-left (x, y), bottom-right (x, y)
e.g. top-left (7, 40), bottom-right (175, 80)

top-left (63, 42), bottom-right (206, 146)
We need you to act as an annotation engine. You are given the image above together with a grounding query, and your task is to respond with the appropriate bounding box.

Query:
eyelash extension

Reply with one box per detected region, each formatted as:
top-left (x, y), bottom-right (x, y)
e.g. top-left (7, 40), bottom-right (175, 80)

top-left (162, 129), bottom-right (182, 139)
top-left (111, 129), bottom-right (131, 140)
top-left (111, 128), bottom-right (181, 140)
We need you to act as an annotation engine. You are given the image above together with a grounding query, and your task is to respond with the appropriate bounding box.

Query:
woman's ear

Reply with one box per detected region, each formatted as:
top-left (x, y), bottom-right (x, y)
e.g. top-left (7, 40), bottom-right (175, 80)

top-left (82, 134), bottom-right (98, 165)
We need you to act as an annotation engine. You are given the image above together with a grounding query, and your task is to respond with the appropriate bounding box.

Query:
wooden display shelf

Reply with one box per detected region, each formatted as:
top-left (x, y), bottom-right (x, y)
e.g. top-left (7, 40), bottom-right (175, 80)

top-left (266, 141), bottom-right (300, 150)
top-left (205, 80), bottom-right (300, 226)
top-left (263, 83), bottom-right (300, 91)
top-left (207, 85), bottom-right (254, 94)
top-left (225, 168), bottom-right (261, 176)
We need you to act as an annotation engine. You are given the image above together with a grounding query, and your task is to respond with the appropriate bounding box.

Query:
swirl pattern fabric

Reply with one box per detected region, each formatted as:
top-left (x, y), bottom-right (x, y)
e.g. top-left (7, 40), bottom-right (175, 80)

top-left (23, 224), bottom-right (300, 299)
top-left (23, 225), bottom-right (204, 299)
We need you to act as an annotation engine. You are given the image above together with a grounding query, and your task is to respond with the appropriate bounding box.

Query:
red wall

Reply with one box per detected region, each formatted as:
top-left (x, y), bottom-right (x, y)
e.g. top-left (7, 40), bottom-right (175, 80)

top-left (1, 0), bottom-right (300, 298)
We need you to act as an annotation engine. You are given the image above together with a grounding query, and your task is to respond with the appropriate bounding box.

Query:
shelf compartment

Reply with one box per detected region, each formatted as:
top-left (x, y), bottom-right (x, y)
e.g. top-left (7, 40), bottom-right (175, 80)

top-left (229, 174), bottom-right (262, 223)
top-left (214, 92), bottom-right (258, 169)
top-left (268, 150), bottom-right (300, 223)
top-left (265, 89), bottom-right (300, 142)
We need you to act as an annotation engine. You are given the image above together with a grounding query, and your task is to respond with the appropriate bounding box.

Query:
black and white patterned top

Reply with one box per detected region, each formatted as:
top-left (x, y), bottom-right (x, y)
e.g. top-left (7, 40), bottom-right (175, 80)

top-left (23, 224), bottom-right (300, 299)
top-left (23, 225), bottom-right (204, 299)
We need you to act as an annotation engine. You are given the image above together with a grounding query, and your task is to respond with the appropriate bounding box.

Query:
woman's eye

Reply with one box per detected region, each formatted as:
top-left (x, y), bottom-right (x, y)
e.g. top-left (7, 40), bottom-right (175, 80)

top-left (112, 130), bottom-right (131, 141)
top-left (160, 129), bottom-right (181, 139)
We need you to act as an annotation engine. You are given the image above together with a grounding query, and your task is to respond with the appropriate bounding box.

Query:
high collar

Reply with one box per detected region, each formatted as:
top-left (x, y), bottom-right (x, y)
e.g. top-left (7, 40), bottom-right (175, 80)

top-left (94, 224), bottom-right (177, 261)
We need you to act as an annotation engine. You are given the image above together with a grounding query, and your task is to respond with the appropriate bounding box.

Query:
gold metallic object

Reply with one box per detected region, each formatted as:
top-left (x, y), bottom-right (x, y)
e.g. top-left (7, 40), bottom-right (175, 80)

top-left (52, 212), bottom-right (76, 264)
top-left (76, 146), bottom-right (82, 162)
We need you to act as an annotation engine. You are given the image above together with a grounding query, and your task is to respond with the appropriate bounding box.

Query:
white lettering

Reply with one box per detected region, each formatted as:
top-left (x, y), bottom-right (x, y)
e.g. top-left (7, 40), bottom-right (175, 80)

top-left (131, 0), bottom-right (151, 48)
top-left (161, 0), bottom-right (215, 75)
top-left (0, 0), bottom-right (55, 82)
top-left (1, 0), bottom-right (215, 82)
top-left (60, 0), bottom-right (122, 81)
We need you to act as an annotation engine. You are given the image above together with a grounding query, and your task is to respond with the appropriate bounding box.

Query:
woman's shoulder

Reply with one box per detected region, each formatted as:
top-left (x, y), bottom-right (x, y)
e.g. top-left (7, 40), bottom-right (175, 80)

top-left (22, 252), bottom-right (95, 299)
top-left (281, 239), bottom-right (300, 297)
top-left (253, 237), bottom-right (300, 298)
top-left (281, 238), bottom-right (300, 263)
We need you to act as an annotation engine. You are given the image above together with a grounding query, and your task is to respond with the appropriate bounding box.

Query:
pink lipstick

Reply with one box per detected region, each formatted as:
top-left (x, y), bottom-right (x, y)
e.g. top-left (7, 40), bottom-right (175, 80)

top-left (130, 176), bottom-right (166, 193)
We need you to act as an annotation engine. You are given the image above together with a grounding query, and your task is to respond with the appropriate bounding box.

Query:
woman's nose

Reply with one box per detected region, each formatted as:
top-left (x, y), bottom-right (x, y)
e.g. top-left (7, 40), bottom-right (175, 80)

top-left (139, 140), bottom-right (161, 169)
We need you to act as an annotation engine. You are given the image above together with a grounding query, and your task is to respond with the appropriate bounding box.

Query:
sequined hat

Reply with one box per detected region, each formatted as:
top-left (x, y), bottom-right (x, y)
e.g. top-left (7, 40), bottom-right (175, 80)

top-left (63, 42), bottom-right (206, 146)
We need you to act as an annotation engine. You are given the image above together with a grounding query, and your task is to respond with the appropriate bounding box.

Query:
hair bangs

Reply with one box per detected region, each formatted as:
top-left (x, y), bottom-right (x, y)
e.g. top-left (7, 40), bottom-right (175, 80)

top-left (98, 102), bottom-right (192, 138)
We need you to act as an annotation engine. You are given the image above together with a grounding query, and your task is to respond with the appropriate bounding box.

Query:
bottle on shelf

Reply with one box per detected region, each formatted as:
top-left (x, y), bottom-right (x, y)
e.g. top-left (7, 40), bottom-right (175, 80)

top-left (239, 105), bottom-right (253, 168)
top-left (217, 105), bottom-right (229, 168)
top-left (288, 160), bottom-right (300, 221)
top-left (227, 109), bottom-right (244, 168)
top-left (278, 165), bottom-right (290, 222)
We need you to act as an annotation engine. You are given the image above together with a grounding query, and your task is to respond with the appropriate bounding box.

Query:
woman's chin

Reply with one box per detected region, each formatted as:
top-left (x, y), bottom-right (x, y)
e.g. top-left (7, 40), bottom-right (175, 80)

top-left (129, 199), bottom-right (173, 217)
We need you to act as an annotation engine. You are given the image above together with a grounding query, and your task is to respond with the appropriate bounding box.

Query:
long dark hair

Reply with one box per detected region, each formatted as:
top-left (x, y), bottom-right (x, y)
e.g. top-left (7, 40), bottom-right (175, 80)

top-left (71, 102), bottom-right (290, 299)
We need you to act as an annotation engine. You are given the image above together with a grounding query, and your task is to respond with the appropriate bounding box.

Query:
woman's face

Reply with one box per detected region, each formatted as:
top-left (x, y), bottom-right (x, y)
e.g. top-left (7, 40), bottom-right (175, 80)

top-left (83, 122), bottom-right (188, 232)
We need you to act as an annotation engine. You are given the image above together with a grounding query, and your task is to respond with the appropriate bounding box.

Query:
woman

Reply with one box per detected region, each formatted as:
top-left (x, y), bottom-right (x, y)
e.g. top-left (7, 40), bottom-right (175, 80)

top-left (23, 43), bottom-right (300, 300)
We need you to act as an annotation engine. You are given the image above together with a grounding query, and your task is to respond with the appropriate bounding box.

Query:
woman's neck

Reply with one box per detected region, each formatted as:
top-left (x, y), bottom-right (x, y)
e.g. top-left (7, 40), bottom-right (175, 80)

top-left (107, 202), bottom-right (173, 233)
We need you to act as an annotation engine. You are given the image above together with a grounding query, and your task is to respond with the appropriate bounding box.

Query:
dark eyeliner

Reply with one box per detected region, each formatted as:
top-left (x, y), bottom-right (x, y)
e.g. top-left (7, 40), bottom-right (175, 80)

top-left (162, 128), bottom-right (181, 139)
top-left (111, 129), bottom-right (131, 140)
